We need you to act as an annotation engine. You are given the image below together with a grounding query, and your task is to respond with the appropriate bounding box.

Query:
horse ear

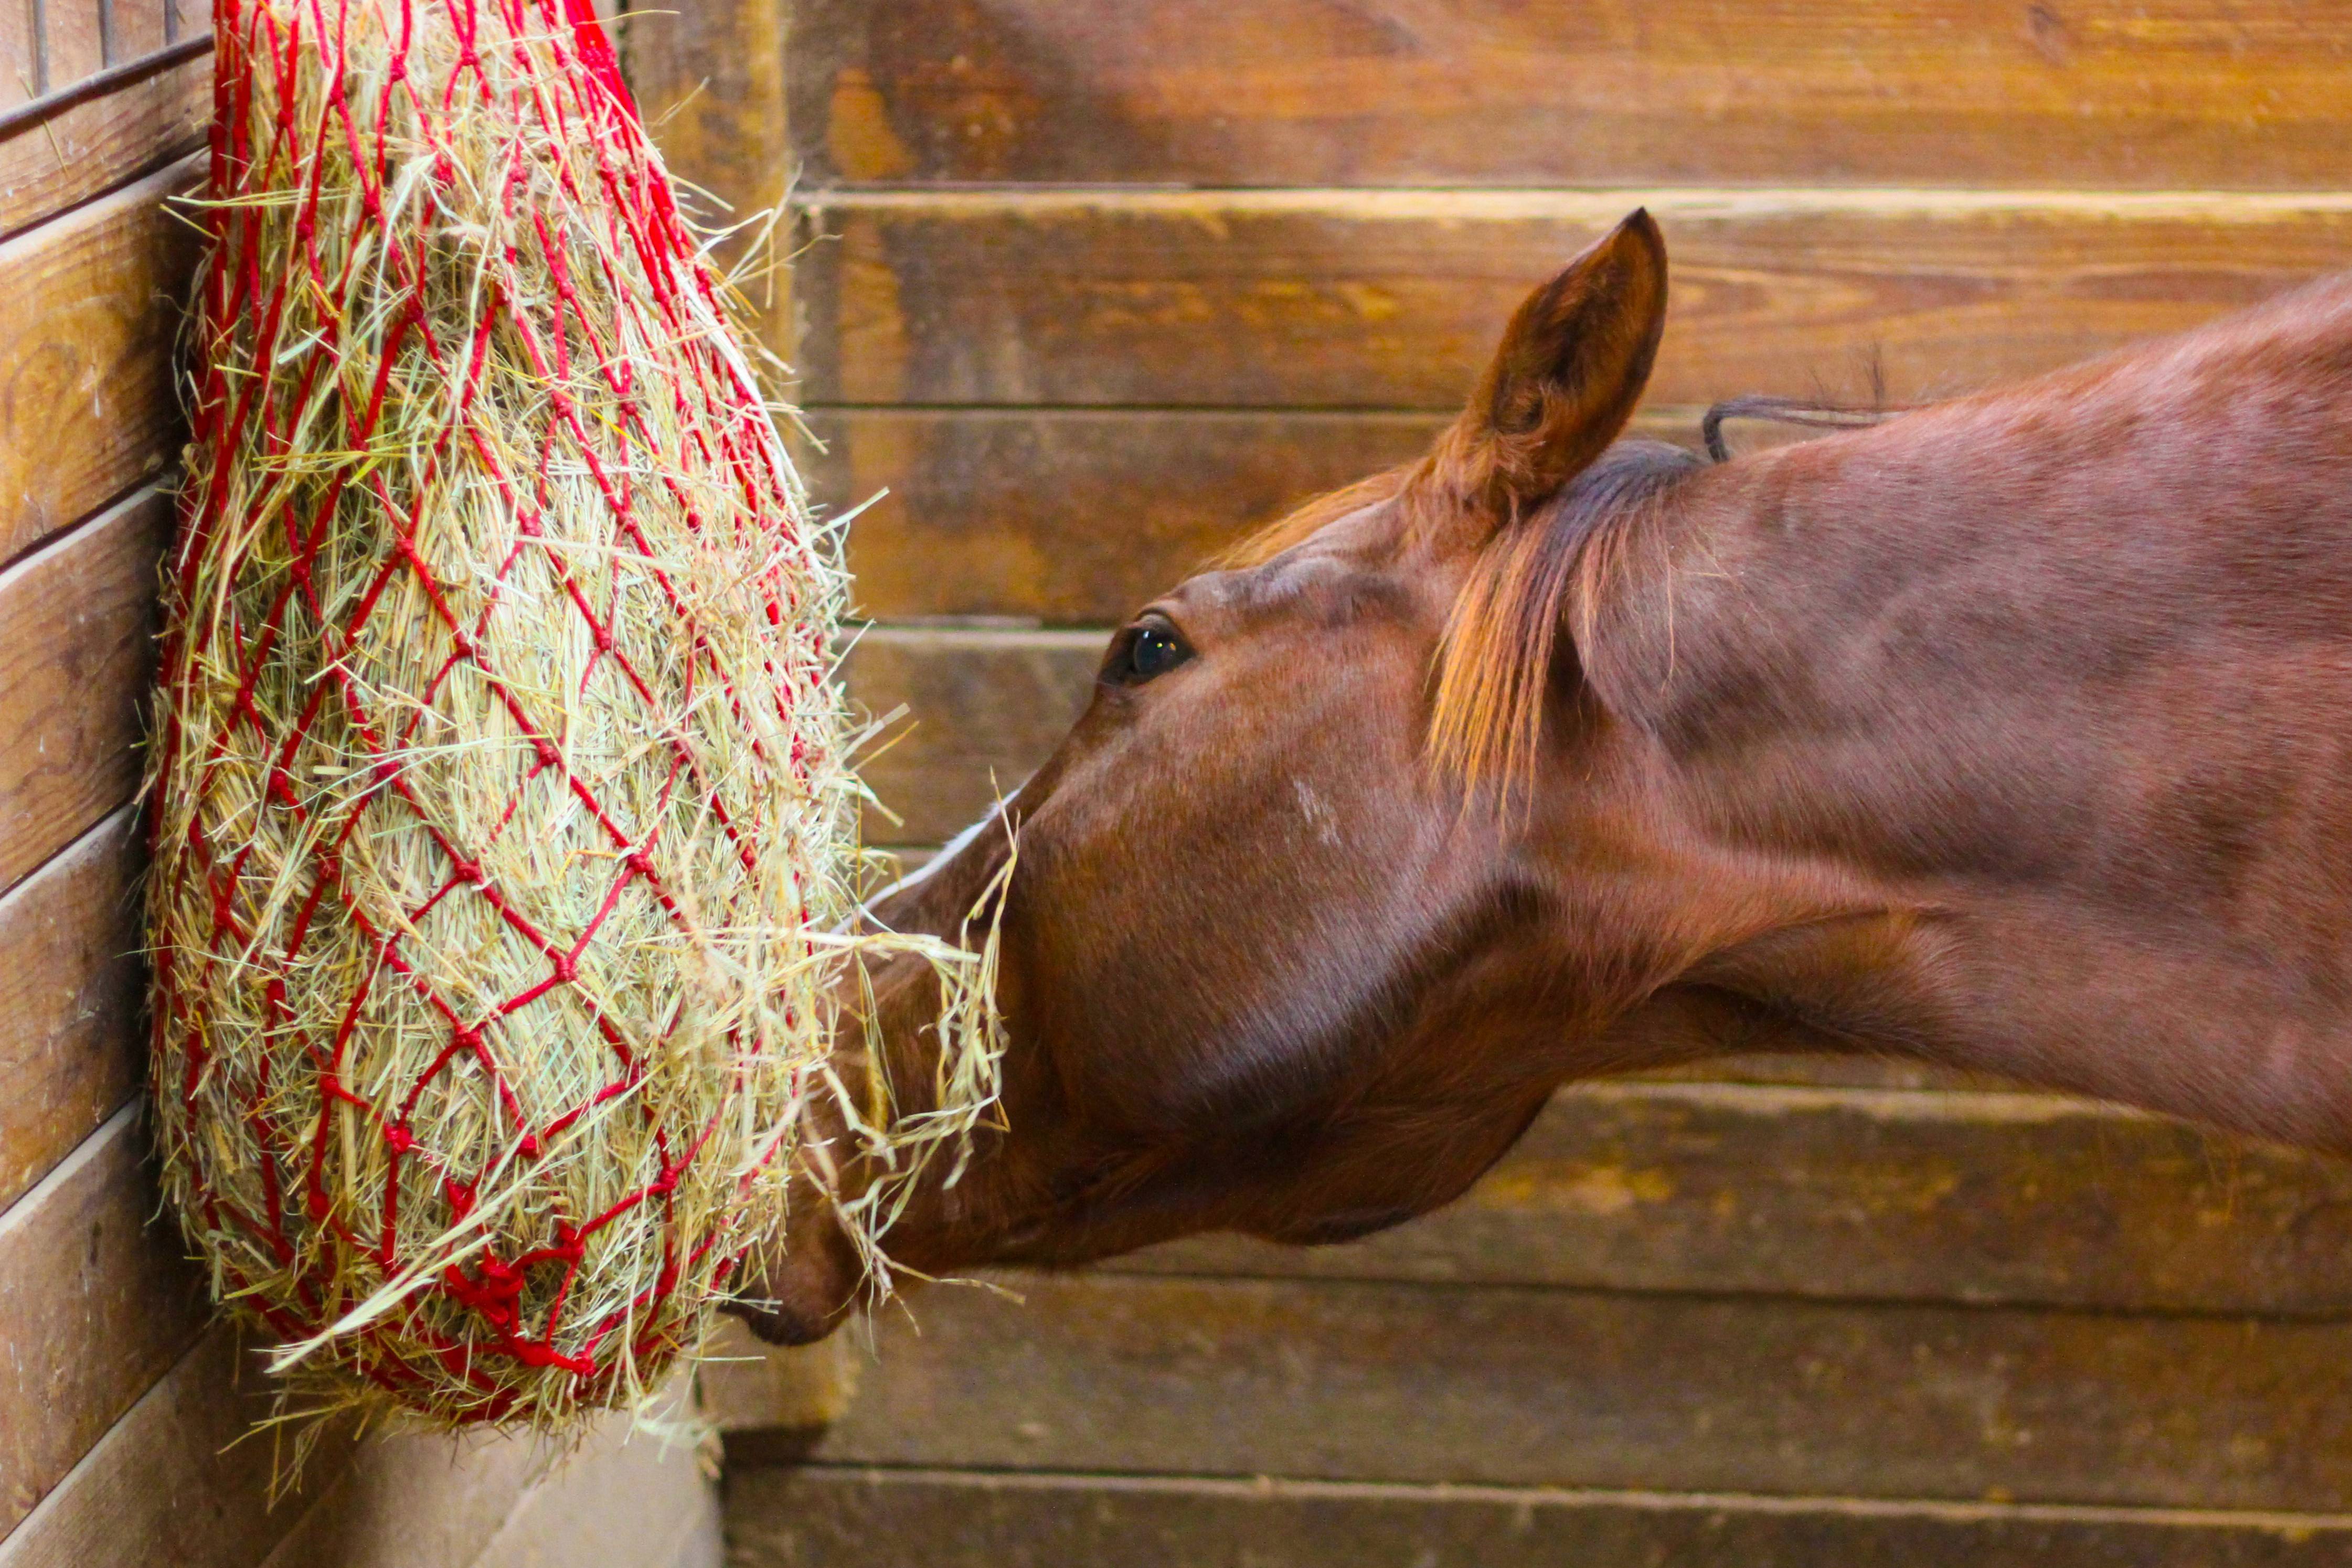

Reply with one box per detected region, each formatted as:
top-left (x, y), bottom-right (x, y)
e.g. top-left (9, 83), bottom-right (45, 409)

top-left (1432, 209), bottom-right (1668, 532)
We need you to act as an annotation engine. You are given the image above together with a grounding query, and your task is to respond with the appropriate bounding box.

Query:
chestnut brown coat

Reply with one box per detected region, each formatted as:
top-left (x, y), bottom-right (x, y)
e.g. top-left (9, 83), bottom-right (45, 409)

top-left (742, 213), bottom-right (2352, 1343)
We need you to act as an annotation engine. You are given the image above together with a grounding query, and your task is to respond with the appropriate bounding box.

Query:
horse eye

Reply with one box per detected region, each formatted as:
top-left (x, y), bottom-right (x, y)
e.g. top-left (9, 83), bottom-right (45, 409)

top-left (1112, 618), bottom-right (1193, 685)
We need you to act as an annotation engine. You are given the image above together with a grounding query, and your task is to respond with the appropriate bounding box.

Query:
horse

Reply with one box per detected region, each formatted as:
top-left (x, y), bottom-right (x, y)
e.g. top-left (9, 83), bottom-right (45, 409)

top-left (736, 210), bottom-right (2352, 1346)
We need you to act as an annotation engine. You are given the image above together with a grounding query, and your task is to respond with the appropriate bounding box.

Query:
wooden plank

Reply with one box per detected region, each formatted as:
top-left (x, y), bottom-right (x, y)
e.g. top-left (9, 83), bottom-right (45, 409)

top-left (819, 407), bottom-right (1744, 623)
top-left (621, 0), bottom-right (792, 352)
top-left (0, 1107), bottom-right (209, 1537)
top-left (763, 1272), bottom-right (2352, 1511)
top-left (728, 1466), bottom-right (2352, 1568)
top-left (1, 5), bottom-right (34, 111)
top-left (793, 190), bottom-right (2352, 410)
top-left (0, 154), bottom-right (201, 564)
top-left (785, 0), bottom-right (2352, 191)
top-left (823, 408), bottom-right (1444, 623)
top-left (697, 1321), bottom-right (863, 1434)
top-left (0, 47), bottom-right (210, 241)
top-left (103, 0), bottom-right (174, 63)
top-left (1116, 1080), bottom-right (2352, 1316)
top-left (844, 625), bottom-right (1098, 845)
top-left (41, 3), bottom-right (108, 97)
top-left (462, 1410), bottom-right (718, 1568)
top-left (0, 807), bottom-right (143, 1212)
top-left (257, 1381), bottom-right (709, 1568)
top-left (0, 1326), bottom-right (357, 1568)
top-left (255, 1434), bottom-right (548, 1568)
top-left (0, 485), bottom-right (172, 896)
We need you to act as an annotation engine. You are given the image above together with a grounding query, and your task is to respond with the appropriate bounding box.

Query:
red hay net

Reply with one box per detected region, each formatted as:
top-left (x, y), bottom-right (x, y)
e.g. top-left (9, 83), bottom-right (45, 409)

top-left (148, 0), bottom-right (857, 1427)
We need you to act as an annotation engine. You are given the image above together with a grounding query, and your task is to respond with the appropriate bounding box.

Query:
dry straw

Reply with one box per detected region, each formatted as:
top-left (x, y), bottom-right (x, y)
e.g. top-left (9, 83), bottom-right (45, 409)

top-left (148, 0), bottom-right (999, 1431)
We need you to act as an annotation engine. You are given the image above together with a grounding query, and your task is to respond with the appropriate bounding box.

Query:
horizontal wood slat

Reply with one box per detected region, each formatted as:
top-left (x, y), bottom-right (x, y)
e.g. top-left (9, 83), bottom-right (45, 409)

top-left (845, 625), bottom-right (1099, 844)
top-left (819, 407), bottom-right (1745, 623)
top-left (0, 486), bottom-right (173, 896)
top-left (251, 1373), bottom-right (704, 1568)
top-left (779, 1272), bottom-right (2352, 1511)
top-left (0, 808), bottom-right (144, 1212)
top-left (4, 2), bottom-right (208, 115)
top-left (787, 0), bottom-right (2352, 191)
top-left (0, 49), bottom-right (210, 241)
top-left (0, 1327), bottom-right (355, 1568)
top-left (793, 191), bottom-right (2352, 411)
top-left (728, 1466), bottom-right (2352, 1568)
top-left (1116, 1080), bottom-right (2352, 1316)
top-left (0, 153), bottom-right (200, 565)
top-left (0, 1107), bottom-right (208, 1538)
top-left (823, 408), bottom-right (1440, 622)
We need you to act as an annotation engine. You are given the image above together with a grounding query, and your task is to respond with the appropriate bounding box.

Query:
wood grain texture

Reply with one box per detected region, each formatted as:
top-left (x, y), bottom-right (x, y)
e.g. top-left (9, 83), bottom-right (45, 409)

top-left (844, 625), bottom-right (1100, 844)
top-left (0, 48), bottom-right (209, 241)
top-left (728, 1466), bottom-right (2352, 1568)
top-left (0, 154), bottom-right (200, 562)
top-left (0, 1107), bottom-right (209, 1537)
top-left (0, 485), bottom-right (172, 897)
top-left (0, 1327), bottom-right (357, 1568)
top-left (1115, 1080), bottom-right (2352, 1315)
top-left (697, 1322), bottom-right (863, 1434)
top-left (823, 408), bottom-right (1443, 622)
top-left (461, 1410), bottom-right (719, 1568)
top-left (0, 807), bottom-right (143, 1212)
top-left (41, 3), bottom-right (108, 97)
top-left (793, 190), bottom-right (2352, 410)
top-left (819, 407), bottom-right (1740, 623)
top-left (785, 0), bottom-right (2352, 191)
top-left (0, 7), bottom-right (33, 112)
top-left (621, 0), bottom-right (792, 350)
top-left (252, 1376), bottom-right (709, 1568)
top-left (767, 1272), bottom-right (2352, 1511)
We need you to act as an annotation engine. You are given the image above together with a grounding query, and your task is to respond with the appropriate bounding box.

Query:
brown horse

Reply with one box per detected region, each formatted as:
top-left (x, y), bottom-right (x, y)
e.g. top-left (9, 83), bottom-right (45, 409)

top-left (738, 211), bottom-right (2352, 1345)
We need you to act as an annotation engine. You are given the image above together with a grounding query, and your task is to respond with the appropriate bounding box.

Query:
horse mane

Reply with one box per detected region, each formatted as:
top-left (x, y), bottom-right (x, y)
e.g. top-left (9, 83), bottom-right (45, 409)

top-left (1426, 440), bottom-right (1704, 796)
top-left (1213, 467), bottom-right (1419, 570)
top-left (1210, 440), bottom-right (1703, 802)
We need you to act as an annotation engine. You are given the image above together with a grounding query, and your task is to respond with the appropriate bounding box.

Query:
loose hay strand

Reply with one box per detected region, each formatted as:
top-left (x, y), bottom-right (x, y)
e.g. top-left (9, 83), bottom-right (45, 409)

top-left (148, 0), bottom-right (1000, 1433)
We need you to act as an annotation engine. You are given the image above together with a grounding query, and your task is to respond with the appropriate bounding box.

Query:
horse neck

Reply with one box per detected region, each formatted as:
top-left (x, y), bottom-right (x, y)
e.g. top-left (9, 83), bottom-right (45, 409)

top-left (1570, 351), bottom-right (2352, 1153)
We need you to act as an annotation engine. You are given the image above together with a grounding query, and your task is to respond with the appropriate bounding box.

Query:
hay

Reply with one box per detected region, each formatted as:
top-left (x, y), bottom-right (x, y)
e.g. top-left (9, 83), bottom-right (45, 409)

top-left (147, 0), bottom-right (998, 1431)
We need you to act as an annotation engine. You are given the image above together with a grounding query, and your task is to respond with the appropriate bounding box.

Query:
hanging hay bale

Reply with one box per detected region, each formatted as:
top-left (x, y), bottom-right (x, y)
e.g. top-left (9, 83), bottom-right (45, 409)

top-left (146, 0), bottom-right (998, 1431)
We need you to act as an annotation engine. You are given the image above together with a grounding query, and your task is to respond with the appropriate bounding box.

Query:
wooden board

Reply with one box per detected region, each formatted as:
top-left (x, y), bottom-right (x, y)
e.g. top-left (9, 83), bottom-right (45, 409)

top-left (0, 155), bottom-right (200, 563)
top-left (39, 4), bottom-right (109, 99)
top-left (0, 1327), bottom-right (356, 1568)
top-left (0, 808), bottom-right (143, 1212)
top-left (0, 1108), bottom-right (209, 1538)
top-left (620, 1), bottom-right (792, 351)
top-left (793, 190), bottom-right (2352, 410)
top-left (767, 1272), bottom-right (2352, 1511)
top-left (728, 1466), bottom-right (2352, 1568)
top-left (818, 407), bottom-right (1746, 623)
top-left (0, 6), bottom-right (34, 112)
top-left (785, 0), bottom-right (2352, 191)
top-left (254, 1375), bottom-right (708, 1568)
top-left (1114, 1080), bottom-right (2352, 1316)
top-left (822, 408), bottom-right (1442, 622)
top-left (844, 625), bottom-right (1100, 844)
top-left (0, 486), bottom-right (172, 897)
top-left (0, 47), bottom-right (209, 241)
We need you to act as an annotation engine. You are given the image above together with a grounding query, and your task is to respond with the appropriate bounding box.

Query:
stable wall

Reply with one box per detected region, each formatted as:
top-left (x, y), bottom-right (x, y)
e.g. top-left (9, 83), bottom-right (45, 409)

top-left (718, 3), bottom-right (2352, 1564)
top-left (0, 6), bottom-right (761, 1563)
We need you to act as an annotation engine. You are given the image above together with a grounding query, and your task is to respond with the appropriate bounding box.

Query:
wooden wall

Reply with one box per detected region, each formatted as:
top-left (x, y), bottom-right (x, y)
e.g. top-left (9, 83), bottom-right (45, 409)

top-left (716, 2), bottom-right (2352, 1564)
top-left (0, 8), bottom-right (749, 1565)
